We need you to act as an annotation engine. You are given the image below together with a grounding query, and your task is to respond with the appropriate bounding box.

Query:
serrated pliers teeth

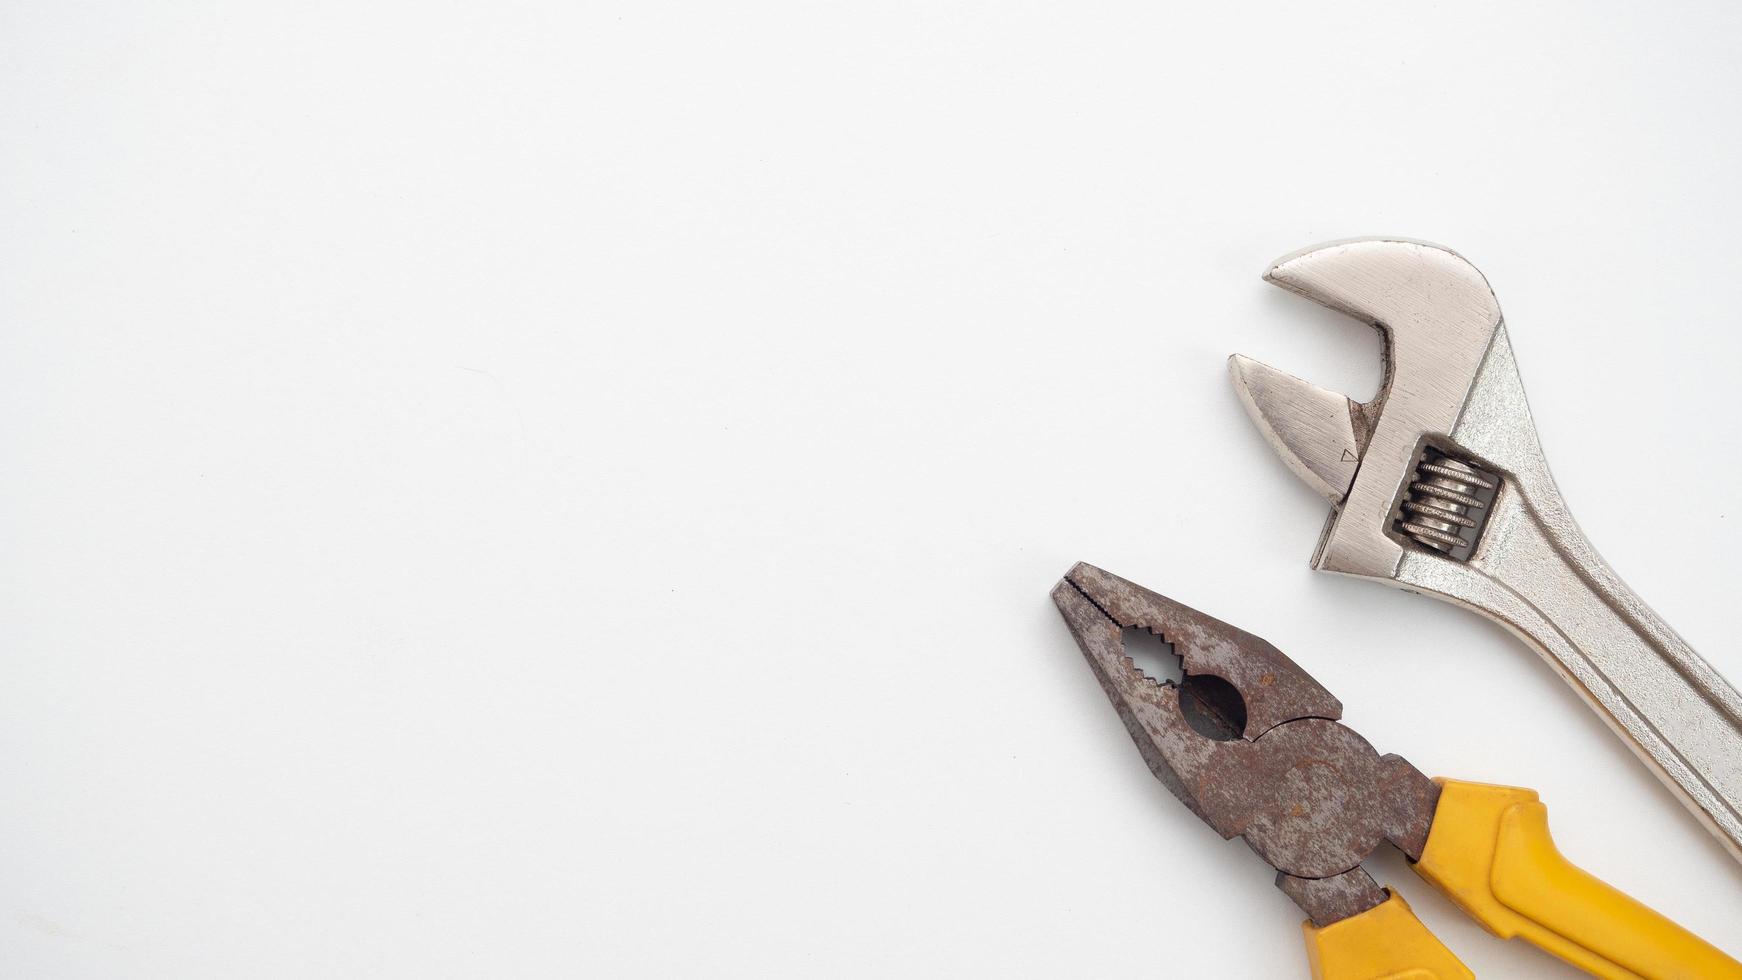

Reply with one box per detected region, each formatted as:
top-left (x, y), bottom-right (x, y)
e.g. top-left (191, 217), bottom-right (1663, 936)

top-left (1052, 561), bottom-right (1341, 741)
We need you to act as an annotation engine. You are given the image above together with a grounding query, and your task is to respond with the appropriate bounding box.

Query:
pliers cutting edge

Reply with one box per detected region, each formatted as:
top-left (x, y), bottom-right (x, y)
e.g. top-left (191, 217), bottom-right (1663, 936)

top-left (1053, 561), bottom-right (1741, 979)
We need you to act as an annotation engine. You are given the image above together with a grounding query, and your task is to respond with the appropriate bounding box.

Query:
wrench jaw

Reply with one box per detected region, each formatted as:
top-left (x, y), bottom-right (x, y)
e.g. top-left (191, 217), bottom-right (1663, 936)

top-left (1227, 353), bottom-right (1374, 506)
top-left (1233, 239), bottom-right (1507, 583)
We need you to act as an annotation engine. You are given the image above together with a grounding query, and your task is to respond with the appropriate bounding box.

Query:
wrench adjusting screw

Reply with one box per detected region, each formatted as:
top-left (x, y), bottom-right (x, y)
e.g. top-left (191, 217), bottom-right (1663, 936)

top-left (1395, 450), bottom-right (1498, 560)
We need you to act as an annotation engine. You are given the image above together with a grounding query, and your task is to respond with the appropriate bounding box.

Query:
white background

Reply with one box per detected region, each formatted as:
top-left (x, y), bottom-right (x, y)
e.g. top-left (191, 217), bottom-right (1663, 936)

top-left (2, 1), bottom-right (1740, 976)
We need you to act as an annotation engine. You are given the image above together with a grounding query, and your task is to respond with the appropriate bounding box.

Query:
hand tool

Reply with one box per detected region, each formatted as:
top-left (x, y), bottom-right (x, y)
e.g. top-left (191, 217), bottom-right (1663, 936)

top-left (1227, 238), bottom-right (1742, 862)
top-left (1052, 561), bottom-right (1741, 980)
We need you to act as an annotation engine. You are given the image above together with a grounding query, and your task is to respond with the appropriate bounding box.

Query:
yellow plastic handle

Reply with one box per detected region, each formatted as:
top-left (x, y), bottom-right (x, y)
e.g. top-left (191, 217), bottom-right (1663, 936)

top-left (1412, 779), bottom-right (1742, 979)
top-left (1302, 890), bottom-right (1472, 980)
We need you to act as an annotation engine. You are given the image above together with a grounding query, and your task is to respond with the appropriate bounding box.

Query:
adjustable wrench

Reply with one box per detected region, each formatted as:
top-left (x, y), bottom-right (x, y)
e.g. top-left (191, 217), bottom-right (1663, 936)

top-left (1229, 238), bottom-right (1742, 861)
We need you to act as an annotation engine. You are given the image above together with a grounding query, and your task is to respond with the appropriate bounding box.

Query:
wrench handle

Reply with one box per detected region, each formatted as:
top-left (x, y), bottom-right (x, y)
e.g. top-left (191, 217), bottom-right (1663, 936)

top-left (1402, 324), bottom-right (1742, 860)
top-left (1399, 465), bottom-right (1742, 862)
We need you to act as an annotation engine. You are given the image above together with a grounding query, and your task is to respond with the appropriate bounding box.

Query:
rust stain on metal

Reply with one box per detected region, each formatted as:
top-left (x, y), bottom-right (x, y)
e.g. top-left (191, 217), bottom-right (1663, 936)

top-left (1053, 562), bottom-right (1441, 928)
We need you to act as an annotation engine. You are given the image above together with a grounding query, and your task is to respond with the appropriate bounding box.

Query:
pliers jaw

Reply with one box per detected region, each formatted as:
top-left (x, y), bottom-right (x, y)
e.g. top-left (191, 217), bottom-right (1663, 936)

top-left (1053, 563), bottom-right (1440, 927)
top-left (1051, 562), bottom-right (1341, 741)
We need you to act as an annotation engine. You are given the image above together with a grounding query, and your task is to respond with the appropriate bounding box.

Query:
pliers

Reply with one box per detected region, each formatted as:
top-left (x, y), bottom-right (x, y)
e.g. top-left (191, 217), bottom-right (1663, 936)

top-left (1052, 561), bottom-right (1742, 980)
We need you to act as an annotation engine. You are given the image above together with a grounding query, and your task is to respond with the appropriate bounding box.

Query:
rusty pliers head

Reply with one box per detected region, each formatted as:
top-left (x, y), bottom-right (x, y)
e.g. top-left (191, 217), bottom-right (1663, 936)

top-left (1052, 563), bottom-right (1441, 926)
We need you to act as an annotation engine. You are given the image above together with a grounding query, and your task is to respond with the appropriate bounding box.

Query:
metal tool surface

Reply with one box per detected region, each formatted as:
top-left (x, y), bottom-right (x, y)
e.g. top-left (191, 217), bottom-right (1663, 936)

top-left (1228, 238), bottom-right (1742, 863)
top-left (1052, 562), bottom-right (1436, 926)
top-left (1052, 563), bottom-right (1742, 979)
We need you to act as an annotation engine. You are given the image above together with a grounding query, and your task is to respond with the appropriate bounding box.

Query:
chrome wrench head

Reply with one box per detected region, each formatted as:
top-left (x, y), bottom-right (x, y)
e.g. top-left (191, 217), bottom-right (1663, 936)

top-left (1230, 238), bottom-right (1504, 579)
top-left (1230, 238), bottom-right (1742, 863)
